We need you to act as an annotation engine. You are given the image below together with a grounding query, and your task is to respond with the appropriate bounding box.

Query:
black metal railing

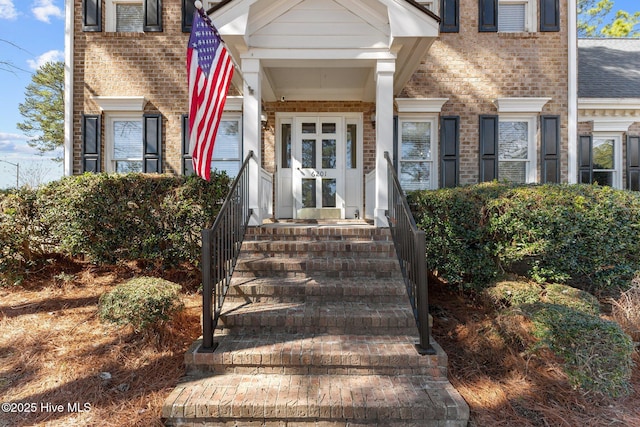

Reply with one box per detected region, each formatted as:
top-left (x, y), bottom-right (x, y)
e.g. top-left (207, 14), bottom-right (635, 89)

top-left (200, 151), bottom-right (254, 352)
top-left (384, 151), bottom-right (435, 355)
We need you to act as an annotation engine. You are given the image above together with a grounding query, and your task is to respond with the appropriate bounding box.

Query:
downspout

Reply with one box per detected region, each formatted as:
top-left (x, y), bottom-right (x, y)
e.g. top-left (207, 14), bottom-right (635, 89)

top-left (568, 0), bottom-right (578, 184)
top-left (64, 0), bottom-right (74, 176)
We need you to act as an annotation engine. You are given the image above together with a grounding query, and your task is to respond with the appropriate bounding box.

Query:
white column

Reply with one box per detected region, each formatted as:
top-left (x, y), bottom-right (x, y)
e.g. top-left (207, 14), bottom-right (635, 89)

top-left (242, 58), bottom-right (262, 225)
top-left (375, 59), bottom-right (395, 227)
top-left (64, 0), bottom-right (73, 176)
top-left (567, 0), bottom-right (578, 184)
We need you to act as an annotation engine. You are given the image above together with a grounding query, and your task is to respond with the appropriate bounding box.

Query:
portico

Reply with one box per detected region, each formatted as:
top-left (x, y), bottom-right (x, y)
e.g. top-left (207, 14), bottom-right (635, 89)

top-left (209, 0), bottom-right (439, 226)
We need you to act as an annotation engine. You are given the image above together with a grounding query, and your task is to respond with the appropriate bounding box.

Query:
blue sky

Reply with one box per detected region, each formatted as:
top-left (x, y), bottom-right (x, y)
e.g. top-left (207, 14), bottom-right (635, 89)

top-left (0, 0), bottom-right (64, 189)
top-left (0, 0), bottom-right (638, 189)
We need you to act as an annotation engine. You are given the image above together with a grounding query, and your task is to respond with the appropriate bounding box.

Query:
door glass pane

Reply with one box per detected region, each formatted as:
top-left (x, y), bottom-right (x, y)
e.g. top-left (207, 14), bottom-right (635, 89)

top-left (322, 123), bottom-right (336, 134)
top-left (499, 121), bottom-right (528, 160)
top-left (302, 179), bottom-right (316, 208)
top-left (302, 139), bottom-right (316, 168)
top-left (400, 161), bottom-right (430, 191)
top-left (346, 124), bottom-right (357, 169)
top-left (401, 122), bottom-right (431, 160)
top-left (322, 178), bottom-right (336, 208)
top-left (593, 139), bottom-right (614, 170)
top-left (281, 123), bottom-right (292, 168)
top-left (302, 123), bottom-right (316, 134)
top-left (498, 161), bottom-right (526, 184)
top-left (322, 139), bottom-right (336, 169)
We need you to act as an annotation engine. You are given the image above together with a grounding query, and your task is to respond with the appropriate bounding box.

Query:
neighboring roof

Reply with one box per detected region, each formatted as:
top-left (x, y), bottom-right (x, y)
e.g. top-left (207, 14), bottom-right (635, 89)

top-left (578, 38), bottom-right (640, 98)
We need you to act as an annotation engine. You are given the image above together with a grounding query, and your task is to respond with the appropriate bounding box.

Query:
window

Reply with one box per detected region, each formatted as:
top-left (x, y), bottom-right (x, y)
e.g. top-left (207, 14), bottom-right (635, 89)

top-left (398, 118), bottom-right (438, 191)
top-left (106, 0), bottom-right (143, 32)
top-left (579, 134), bottom-right (623, 189)
top-left (498, 117), bottom-right (536, 183)
top-left (211, 115), bottom-right (242, 177)
top-left (105, 0), bottom-right (162, 32)
top-left (479, 0), bottom-right (537, 32)
top-left (416, 1), bottom-right (438, 13)
top-left (110, 116), bottom-right (144, 172)
top-left (592, 137), bottom-right (616, 186)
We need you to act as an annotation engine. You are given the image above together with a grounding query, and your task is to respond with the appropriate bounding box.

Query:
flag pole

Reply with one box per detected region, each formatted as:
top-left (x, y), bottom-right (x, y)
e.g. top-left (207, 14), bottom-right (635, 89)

top-left (193, 1), bottom-right (250, 93)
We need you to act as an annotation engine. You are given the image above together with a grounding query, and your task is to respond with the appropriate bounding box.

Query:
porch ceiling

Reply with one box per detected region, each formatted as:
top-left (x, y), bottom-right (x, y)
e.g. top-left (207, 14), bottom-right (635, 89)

top-left (210, 0), bottom-right (439, 102)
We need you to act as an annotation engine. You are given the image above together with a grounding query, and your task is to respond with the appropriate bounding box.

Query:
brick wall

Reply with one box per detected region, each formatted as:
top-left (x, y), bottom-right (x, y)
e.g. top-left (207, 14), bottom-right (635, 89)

top-left (402, 0), bottom-right (570, 185)
top-left (73, 0), bottom-right (189, 174)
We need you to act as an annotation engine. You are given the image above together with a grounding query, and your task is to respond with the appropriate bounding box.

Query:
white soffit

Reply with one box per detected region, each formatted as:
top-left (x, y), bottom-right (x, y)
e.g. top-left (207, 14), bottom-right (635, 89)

top-left (395, 98), bottom-right (448, 113)
top-left (92, 96), bottom-right (146, 111)
top-left (493, 97), bottom-right (552, 113)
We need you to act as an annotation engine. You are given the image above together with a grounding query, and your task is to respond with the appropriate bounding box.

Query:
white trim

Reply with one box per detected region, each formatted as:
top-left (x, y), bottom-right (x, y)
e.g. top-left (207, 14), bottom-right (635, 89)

top-left (579, 98), bottom-right (640, 110)
top-left (92, 96), bottom-right (146, 111)
top-left (568, 0), bottom-right (578, 184)
top-left (224, 96), bottom-right (244, 111)
top-left (395, 98), bottom-right (448, 113)
top-left (64, 0), bottom-right (73, 176)
top-left (586, 118), bottom-right (636, 133)
top-left (493, 97), bottom-right (551, 113)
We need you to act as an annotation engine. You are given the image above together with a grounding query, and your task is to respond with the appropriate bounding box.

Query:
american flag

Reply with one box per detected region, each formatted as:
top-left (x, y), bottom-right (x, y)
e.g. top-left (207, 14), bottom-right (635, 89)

top-left (187, 9), bottom-right (234, 181)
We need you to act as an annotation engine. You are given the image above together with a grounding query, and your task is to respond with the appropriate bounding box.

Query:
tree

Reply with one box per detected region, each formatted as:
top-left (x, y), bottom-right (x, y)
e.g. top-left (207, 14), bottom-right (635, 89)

top-left (578, 0), bottom-right (640, 38)
top-left (17, 61), bottom-right (64, 160)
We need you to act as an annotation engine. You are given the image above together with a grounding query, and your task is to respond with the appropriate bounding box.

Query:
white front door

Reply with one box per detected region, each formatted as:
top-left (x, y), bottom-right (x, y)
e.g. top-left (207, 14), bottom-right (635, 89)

top-left (276, 114), bottom-right (362, 220)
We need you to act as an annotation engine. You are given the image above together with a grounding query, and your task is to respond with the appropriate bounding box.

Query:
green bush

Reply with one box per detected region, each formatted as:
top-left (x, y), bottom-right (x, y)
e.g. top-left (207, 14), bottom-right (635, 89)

top-left (524, 303), bottom-right (634, 397)
top-left (37, 172), bottom-right (230, 266)
top-left (483, 280), bottom-right (542, 308)
top-left (410, 183), bottom-right (640, 293)
top-left (98, 276), bottom-right (184, 332)
top-left (542, 283), bottom-right (600, 316)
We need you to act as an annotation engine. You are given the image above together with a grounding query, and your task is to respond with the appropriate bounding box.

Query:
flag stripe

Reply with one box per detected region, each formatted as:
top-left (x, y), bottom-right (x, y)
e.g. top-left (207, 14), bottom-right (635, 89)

top-left (187, 10), bottom-right (234, 181)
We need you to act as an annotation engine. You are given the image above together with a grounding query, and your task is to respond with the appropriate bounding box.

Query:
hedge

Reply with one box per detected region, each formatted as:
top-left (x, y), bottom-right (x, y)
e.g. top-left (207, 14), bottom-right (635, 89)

top-left (1, 172), bottom-right (230, 281)
top-left (409, 183), bottom-right (640, 293)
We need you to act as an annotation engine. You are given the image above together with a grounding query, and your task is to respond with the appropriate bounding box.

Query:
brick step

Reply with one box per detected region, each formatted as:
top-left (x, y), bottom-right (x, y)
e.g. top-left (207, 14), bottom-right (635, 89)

top-left (186, 333), bottom-right (448, 377)
top-left (162, 373), bottom-right (469, 426)
top-left (245, 225), bottom-right (392, 242)
top-left (240, 239), bottom-right (396, 258)
top-left (217, 301), bottom-right (417, 335)
top-left (226, 277), bottom-right (407, 303)
top-left (234, 256), bottom-right (401, 278)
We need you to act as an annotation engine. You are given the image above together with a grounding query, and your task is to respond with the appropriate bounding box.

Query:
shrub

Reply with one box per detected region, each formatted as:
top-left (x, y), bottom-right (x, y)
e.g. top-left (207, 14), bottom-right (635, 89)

top-left (37, 172), bottom-right (230, 266)
top-left (483, 280), bottom-right (542, 308)
top-left (98, 276), bottom-right (184, 332)
top-left (542, 283), bottom-right (600, 316)
top-left (410, 183), bottom-right (640, 293)
top-left (524, 303), bottom-right (634, 397)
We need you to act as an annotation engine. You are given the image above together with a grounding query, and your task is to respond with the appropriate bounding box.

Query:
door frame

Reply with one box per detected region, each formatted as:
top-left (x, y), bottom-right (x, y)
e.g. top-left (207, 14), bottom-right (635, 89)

top-left (275, 112), bottom-right (363, 220)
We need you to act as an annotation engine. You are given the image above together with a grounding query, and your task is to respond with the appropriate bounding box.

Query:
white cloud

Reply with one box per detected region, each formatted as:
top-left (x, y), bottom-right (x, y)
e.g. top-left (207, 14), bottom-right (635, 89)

top-left (0, 0), bottom-right (18, 20)
top-left (27, 49), bottom-right (64, 70)
top-left (32, 0), bottom-right (63, 23)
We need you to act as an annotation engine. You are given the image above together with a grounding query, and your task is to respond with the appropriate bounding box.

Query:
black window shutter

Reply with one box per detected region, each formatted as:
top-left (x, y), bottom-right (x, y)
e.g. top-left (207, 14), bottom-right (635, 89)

top-left (82, 0), bottom-right (102, 32)
top-left (627, 136), bottom-right (640, 191)
top-left (541, 115), bottom-right (560, 183)
top-left (440, 0), bottom-right (459, 33)
top-left (182, 0), bottom-right (196, 33)
top-left (144, 0), bottom-right (163, 32)
top-left (81, 114), bottom-right (101, 173)
top-left (182, 114), bottom-right (194, 175)
top-left (479, 115), bottom-right (499, 182)
top-left (143, 114), bottom-right (163, 173)
top-left (540, 0), bottom-right (560, 32)
top-left (578, 135), bottom-right (593, 184)
top-left (479, 0), bottom-right (498, 32)
top-left (441, 116), bottom-right (460, 188)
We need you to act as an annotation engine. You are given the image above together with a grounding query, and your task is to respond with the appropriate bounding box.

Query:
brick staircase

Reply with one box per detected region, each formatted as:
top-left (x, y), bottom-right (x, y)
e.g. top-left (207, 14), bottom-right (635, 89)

top-left (163, 222), bottom-right (469, 426)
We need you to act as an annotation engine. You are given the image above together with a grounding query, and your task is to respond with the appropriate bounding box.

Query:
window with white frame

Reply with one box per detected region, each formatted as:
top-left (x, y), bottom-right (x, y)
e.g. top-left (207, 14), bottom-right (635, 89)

top-left (106, 113), bottom-right (144, 172)
top-left (398, 118), bottom-right (438, 191)
top-left (592, 134), bottom-right (622, 188)
top-left (211, 114), bottom-right (242, 177)
top-left (106, 0), bottom-right (143, 32)
top-left (416, 1), bottom-right (438, 13)
top-left (499, 0), bottom-right (535, 32)
top-left (498, 116), bottom-right (537, 183)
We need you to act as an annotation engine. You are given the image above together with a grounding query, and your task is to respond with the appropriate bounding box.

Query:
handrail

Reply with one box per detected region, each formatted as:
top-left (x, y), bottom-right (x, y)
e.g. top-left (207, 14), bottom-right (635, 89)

top-left (384, 151), bottom-right (435, 355)
top-left (200, 151), bottom-right (254, 352)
